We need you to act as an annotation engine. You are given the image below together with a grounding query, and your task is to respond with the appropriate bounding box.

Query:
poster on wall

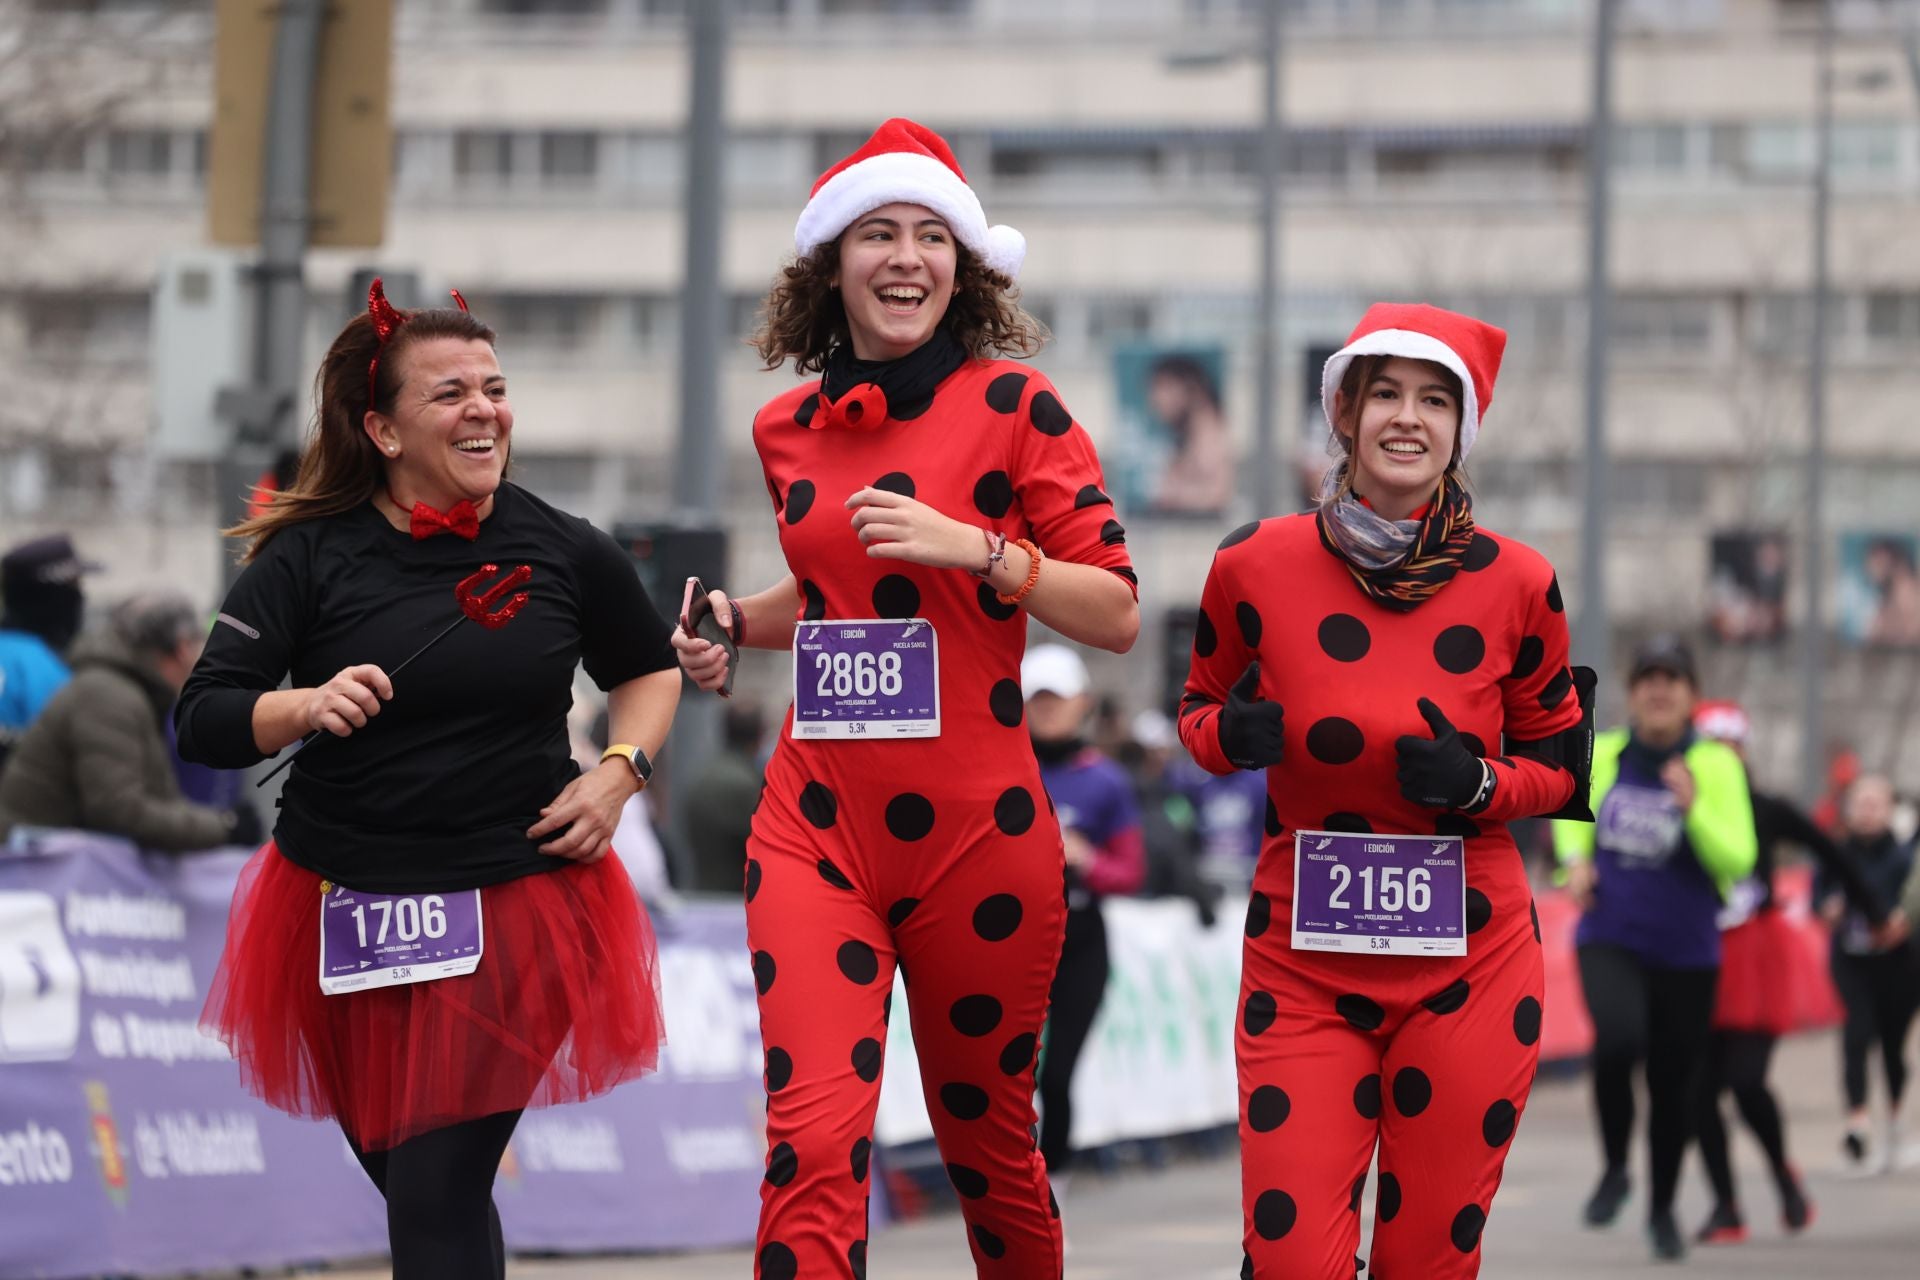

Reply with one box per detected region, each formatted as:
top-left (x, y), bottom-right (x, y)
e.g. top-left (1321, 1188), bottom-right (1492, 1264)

top-left (1707, 529), bottom-right (1789, 644)
top-left (1838, 531), bottom-right (1920, 647)
top-left (1110, 344), bottom-right (1232, 516)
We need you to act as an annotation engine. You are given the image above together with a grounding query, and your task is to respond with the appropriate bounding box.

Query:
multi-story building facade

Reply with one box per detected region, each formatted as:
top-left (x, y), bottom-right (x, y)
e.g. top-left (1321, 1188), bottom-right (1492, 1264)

top-left (3, 0), bottom-right (1917, 783)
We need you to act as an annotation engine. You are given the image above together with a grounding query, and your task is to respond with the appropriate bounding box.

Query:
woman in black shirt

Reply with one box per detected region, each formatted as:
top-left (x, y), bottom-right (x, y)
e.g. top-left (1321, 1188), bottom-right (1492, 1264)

top-left (177, 284), bottom-right (680, 1279)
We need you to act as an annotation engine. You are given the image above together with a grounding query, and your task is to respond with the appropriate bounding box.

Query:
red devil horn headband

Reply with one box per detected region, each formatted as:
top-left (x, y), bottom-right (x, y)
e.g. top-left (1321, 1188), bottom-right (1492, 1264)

top-left (366, 276), bottom-right (471, 407)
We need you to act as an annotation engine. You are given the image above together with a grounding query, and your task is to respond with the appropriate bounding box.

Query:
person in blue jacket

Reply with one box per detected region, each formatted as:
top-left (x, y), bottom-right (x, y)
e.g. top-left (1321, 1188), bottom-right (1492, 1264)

top-left (0, 534), bottom-right (97, 772)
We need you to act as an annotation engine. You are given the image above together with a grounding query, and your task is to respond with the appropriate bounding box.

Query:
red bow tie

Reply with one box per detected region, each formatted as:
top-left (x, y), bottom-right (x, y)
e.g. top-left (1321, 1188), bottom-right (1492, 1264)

top-left (404, 498), bottom-right (481, 541)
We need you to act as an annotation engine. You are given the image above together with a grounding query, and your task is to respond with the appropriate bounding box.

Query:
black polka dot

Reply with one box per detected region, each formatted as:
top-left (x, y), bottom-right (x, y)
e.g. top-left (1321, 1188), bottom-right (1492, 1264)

top-left (1462, 532), bottom-right (1500, 571)
top-left (873, 471), bottom-right (915, 498)
top-left (885, 793), bottom-right (936, 841)
top-left (994, 786), bottom-right (1036, 836)
top-left (783, 480), bottom-right (816, 525)
top-left (760, 1242), bottom-right (798, 1280)
top-left (1530, 898), bottom-right (1541, 943)
top-left (1318, 613), bottom-right (1371, 662)
top-left (1236, 601), bottom-right (1263, 647)
top-left (1074, 484), bottom-right (1112, 509)
top-left (972, 1224), bottom-right (1008, 1259)
top-left (1353, 1073), bottom-right (1383, 1119)
top-left (1483, 1099), bottom-right (1518, 1147)
top-left (1193, 609), bottom-right (1218, 659)
top-left (817, 858), bottom-right (853, 890)
top-left (1377, 1171), bottom-right (1402, 1222)
top-left (1437, 814), bottom-right (1481, 838)
top-left (1049, 1185), bottom-right (1060, 1218)
top-left (949, 995), bottom-right (1003, 1038)
top-left (940, 1082), bottom-right (990, 1121)
top-left (1094, 519), bottom-right (1125, 549)
top-left (849, 1239), bottom-right (867, 1280)
top-left (887, 897), bottom-right (920, 928)
top-left (1514, 996), bottom-right (1542, 1046)
top-left (836, 940), bottom-right (879, 985)
top-left (988, 678), bottom-right (1024, 727)
top-left (883, 992), bottom-right (893, 1024)
top-left (998, 1032), bottom-right (1037, 1076)
top-left (1248, 1085), bottom-right (1291, 1132)
top-left (1466, 888), bottom-right (1493, 934)
top-left (766, 1141), bottom-right (798, 1187)
top-left (851, 1037), bottom-right (883, 1082)
top-left (872, 574), bottom-right (920, 619)
top-left (799, 781), bottom-right (837, 830)
top-left (793, 393), bottom-right (820, 428)
top-left (1241, 1252), bottom-right (1254, 1280)
top-left (1433, 625), bottom-right (1486, 674)
top-left (1538, 667), bottom-right (1573, 711)
top-left (1349, 1171), bottom-right (1367, 1213)
top-left (1423, 978), bottom-right (1470, 1015)
top-left (765, 1046), bottom-right (793, 1092)
top-left (745, 859), bottom-right (762, 902)
top-left (1324, 812), bottom-right (1373, 833)
top-left (1545, 575), bottom-right (1564, 613)
top-left (1245, 891), bottom-right (1272, 939)
top-left (985, 371), bottom-right (1028, 413)
top-left (1264, 796), bottom-right (1282, 837)
top-left (1254, 1189), bottom-right (1297, 1241)
top-left (972, 470), bottom-right (1014, 518)
top-left (752, 950), bottom-right (776, 995)
top-left (948, 1163), bottom-right (989, 1200)
top-left (1510, 635), bottom-right (1545, 680)
top-left (1306, 718), bottom-right (1365, 765)
top-left (850, 1136), bottom-right (871, 1182)
top-left (973, 894), bottom-right (1023, 941)
top-left (976, 581), bottom-right (1019, 622)
top-left (1451, 1204), bottom-right (1487, 1253)
top-left (1029, 390), bottom-right (1072, 436)
top-left (1392, 1067), bottom-right (1433, 1117)
top-left (1218, 520), bottom-right (1261, 551)
top-left (1336, 994), bottom-right (1385, 1031)
top-left (801, 579), bottom-right (826, 621)
top-left (1243, 990), bottom-right (1278, 1036)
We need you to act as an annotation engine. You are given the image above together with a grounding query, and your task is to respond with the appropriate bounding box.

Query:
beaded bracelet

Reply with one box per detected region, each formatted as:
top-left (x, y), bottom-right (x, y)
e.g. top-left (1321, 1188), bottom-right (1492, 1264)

top-left (971, 528), bottom-right (1010, 579)
top-left (996, 538), bottom-right (1044, 606)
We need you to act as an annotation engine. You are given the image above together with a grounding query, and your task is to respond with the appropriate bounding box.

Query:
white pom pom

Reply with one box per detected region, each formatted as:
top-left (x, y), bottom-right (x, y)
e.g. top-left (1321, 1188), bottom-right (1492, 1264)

top-left (982, 224), bottom-right (1026, 279)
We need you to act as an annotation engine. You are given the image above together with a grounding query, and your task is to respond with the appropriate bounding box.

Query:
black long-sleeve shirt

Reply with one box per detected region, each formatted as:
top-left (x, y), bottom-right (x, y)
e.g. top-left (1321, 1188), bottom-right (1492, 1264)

top-left (1754, 789), bottom-right (1886, 923)
top-left (176, 484), bottom-right (675, 892)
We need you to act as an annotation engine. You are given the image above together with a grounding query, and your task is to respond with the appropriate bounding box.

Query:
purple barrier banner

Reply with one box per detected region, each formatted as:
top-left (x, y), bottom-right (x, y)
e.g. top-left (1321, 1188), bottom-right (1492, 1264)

top-left (0, 832), bottom-right (768, 1278)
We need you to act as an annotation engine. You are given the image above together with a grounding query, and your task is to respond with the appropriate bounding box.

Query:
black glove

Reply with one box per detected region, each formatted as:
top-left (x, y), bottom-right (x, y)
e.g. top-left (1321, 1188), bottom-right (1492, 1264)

top-left (1395, 698), bottom-right (1492, 811)
top-left (1217, 661), bottom-right (1285, 771)
top-left (224, 802), bottom-right (266, 847)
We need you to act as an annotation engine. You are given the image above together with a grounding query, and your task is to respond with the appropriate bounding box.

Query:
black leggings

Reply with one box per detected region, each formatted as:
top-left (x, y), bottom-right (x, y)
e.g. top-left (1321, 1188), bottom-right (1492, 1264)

top-left (1695, 1030), bottom-right (1792, 1210)
top-left (1038, 904), bottom-right (1110, 1173)
top-left (1831, 948), bottom-right (1919, 1112)
top-left (1578, 944), bottom-right (1718, 1215)
top-left (349, 1109), bottom-right (523, 1279)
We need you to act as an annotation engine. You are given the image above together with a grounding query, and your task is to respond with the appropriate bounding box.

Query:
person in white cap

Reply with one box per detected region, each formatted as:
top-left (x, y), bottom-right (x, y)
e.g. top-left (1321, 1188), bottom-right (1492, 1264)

top-left (1178, 303), bottom-right (1596, 1278)
top-left (672, 117), bottom-right (1139, 1279)
top-left (1019, 643), bottom-right (1144, 1204)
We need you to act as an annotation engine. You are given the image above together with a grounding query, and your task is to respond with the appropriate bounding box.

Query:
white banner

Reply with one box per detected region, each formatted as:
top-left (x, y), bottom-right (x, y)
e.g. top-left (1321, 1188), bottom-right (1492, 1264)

top-left (875, 896), bottom-right (1246, 1150)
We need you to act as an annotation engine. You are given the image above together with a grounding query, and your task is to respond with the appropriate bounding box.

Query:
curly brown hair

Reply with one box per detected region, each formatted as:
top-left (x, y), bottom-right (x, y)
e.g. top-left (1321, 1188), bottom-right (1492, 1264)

top-left (753, 238), bottom-right (1048, 374)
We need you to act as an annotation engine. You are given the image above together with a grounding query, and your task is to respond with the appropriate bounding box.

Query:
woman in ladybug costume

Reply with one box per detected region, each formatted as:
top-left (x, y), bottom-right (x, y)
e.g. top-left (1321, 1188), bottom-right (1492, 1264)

top-left (1179, 304), bottom-right (1594, 1279)
top-left (674, 119), bottom-right (1138, 1280)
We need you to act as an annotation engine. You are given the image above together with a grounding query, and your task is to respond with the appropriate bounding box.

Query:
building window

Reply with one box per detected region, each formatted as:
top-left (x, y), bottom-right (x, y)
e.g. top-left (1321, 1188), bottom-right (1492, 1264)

top-left (454, 131), bottom-right (515, 181)
top-left (1865, 292), bottom-right (1920, 346)
top-left (1611, 295), bottom-right (1717, 356)
top-left (105, 129), bottom-right (173, 177)
top-left (539, 131), bottom-right (599, 183)
top-left (481, 294), bottom-right (599, 348)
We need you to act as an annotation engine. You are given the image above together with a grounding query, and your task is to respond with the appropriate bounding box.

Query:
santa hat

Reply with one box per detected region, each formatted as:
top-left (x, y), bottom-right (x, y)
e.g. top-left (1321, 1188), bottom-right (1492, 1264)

top-left (1320, 302), bottom-right (1507, 461)
top-left (793, 118), bottom-right (1026, 279)
top-left (1693, 699), bottom-right (1751, 746)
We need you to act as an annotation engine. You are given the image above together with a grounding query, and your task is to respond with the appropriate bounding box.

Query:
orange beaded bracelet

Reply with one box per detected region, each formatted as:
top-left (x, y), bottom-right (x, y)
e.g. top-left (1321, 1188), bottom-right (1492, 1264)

top-left (995, 538), bottom-right (1044, 606)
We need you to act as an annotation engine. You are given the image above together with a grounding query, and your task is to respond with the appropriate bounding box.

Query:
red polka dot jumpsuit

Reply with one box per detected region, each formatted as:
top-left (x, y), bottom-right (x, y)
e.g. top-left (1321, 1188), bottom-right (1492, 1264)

top-left (1179, 515), bottom-right (1582, 1279)
top-left (746, 363), bottom-right (1133, 1280)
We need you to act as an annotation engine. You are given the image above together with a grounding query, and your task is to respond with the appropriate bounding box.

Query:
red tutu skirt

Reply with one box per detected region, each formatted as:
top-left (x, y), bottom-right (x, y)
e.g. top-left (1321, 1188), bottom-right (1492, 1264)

top-left (1713, 908), bottom-right (1798, 1036)
top-left (201, 843), bottom-right (664, 1151)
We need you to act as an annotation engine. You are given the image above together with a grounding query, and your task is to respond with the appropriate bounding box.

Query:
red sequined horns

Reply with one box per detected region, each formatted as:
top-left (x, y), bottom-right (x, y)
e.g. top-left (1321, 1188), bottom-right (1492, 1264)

top-left (366, 277), bottom-right (472, 404)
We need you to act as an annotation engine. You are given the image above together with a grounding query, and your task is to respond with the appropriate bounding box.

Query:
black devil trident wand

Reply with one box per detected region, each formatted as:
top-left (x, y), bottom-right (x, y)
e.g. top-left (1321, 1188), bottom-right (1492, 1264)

top-left (256, 563), bottom-right (532, 787)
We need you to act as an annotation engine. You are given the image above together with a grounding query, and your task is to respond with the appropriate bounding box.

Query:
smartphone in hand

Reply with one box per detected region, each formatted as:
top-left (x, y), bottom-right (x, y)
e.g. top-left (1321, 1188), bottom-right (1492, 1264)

top-left (681, 576), bottom-right (739, 698)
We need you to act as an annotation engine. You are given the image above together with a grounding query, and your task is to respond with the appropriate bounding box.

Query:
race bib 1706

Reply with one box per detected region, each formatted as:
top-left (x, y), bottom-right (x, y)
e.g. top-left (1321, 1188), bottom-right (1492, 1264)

top-left (319, 886), bottom-right (483, 995)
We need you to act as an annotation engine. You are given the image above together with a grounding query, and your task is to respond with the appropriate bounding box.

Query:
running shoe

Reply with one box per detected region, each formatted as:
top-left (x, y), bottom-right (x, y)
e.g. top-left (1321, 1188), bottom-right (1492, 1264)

top-left (1649, 1209), bottom-right (1687, 1261)
top-left (1583, 1168), bottom-right (1630, 1228)
top-left (1779, 1170), bottom-right (1815, 1234)
top-left (1840, 1127), bottom-right (1872, 1174)
top-left (1694, 1203), bottom-right (1748, 1245)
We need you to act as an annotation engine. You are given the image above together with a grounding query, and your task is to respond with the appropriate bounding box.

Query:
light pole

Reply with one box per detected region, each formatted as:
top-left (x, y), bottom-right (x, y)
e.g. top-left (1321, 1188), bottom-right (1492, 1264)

top-left (1798, 0), bottom-right (1835, 805)
top-left (1574, 0), bottom-right (1617, 675)
top-left (1251, 0), bottom-right (1283, 518)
